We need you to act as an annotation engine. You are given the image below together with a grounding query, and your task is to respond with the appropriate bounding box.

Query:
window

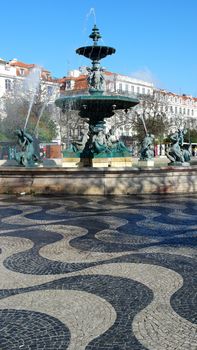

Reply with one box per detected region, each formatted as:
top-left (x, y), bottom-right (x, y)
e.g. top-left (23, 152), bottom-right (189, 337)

top-left (5, 79), bottom-right (11, 91)
top-left (175, 107), bottom-right (177, 114)
top-left (187, 109), bottom-right (190, 115)
top-left (108, 83), bottom-right (113, 91)
top-left (119, 83), bottom-right (122, 91)
top-left (183, 108), bottom-right (186, 114)
top-left (131, 86), bottom-right (134, 93)
top-left (66, 81), bottom-right (71, 89)
top-left (142, 88), bottom-right (145, 94)
top-left (147, 89), bottom-right (150, 95)
top-left (20, 68), bottom-right (25, 76)
top-left (179, 107), bottom-right (182, 114)
top-left (74, 129), bottom-right (78, 136)
top-left (47, 86), bottom-right (53, 95)
top-left (78, 127), bottom-right (82, 136)
top-left (137, 86), bottom-right (140, 94)
top-left (125, 84), bottom-right (128, 91)
top-left (191, 109), bottom-right (194, 116)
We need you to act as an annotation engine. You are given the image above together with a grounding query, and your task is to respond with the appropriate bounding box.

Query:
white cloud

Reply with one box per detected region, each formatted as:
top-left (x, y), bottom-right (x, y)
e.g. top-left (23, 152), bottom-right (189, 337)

top-left (130, 67), bottom-right (161, 87)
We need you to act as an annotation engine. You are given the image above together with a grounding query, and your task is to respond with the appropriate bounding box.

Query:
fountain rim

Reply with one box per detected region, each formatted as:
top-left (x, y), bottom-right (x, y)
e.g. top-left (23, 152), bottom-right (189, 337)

top-left (55, 93), bottom-right (139, 106)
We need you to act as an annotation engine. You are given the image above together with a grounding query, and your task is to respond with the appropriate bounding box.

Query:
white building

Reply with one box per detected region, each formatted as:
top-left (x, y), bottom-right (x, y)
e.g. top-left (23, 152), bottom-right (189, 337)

top-left (61, 67), bottom-right (154, 96)
top-left (155, 89), bottom-right (197, 130)
top-left (58, 67), bottom-right (197, 145)
top-left (0, 57), bottom-right (60, 117)
top-left (104, 71), bottom-right (154, 96)
top-left (1, 58), bottom-right (197, 147)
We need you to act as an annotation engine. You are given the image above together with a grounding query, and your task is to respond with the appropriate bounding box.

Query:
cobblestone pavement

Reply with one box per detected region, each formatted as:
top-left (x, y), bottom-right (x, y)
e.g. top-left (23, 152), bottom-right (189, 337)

top-left (0, 194), bottom-right (196, 350)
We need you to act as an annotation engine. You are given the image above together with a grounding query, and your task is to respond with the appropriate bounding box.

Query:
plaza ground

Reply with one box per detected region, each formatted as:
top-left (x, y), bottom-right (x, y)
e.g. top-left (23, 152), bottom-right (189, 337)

top-left (0, 193), bottom-right (196, 349)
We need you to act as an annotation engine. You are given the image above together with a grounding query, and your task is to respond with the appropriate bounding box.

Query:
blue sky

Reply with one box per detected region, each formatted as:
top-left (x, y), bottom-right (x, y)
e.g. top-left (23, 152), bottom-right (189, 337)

top-left (1, 0), bottom-right (197, 96)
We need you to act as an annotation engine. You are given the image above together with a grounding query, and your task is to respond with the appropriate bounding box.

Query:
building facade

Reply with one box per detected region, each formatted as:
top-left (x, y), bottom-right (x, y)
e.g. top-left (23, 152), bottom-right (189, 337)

top-left (0, 57), bottom-right (61, 143)
top-left (1, 57), bottom-right (197, 149)
top-left (59, 67), bottom-right (197, 141)
top-left (0, 57), bottom-right (60, 117)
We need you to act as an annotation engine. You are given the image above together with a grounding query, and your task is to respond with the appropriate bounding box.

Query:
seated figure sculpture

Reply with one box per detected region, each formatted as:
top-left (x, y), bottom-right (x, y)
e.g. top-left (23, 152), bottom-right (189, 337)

top-left (92, 130), bottom-right (110, 154)
top-left (69, 131), bottom-right (89, 153)
top-left (140, 133), bottom-right (154, 160)
top-left (14, 129), bottom-right (39, 167)
top-left (166, 129), bottom-right (191, 164)
top-left (106, 129), bottom-right (131, 153)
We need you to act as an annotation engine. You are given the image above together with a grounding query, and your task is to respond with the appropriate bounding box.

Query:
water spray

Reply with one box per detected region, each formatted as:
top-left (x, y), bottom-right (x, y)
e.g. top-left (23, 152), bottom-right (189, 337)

top-left (24, 66), bottom-right (41, 130)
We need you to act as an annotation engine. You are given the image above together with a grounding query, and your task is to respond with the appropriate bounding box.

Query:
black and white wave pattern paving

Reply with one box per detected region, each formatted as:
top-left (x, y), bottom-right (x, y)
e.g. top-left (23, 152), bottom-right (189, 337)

top-left (0, 194), bottom-right (196, 350)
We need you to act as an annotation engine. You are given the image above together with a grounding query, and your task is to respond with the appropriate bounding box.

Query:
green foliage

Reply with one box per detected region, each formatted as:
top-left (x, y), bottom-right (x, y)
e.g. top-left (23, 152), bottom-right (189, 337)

top-left (128, 93), bottom-right (171, 145)
top-left (0, 131), bottom-right (9, 141)
top-left (184, 129), bottom-right (197, 143)
top-left (133, 112), bottom-right (170, 144)
top-left (36, 113), bottom-right (58, 142)
top-left (0, 94), bottom-right (58, 143)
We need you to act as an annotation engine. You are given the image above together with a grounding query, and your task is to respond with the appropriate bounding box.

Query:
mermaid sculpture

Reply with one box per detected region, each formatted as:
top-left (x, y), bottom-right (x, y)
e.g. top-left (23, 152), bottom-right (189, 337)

top-left (166, 129), bottom-right (191, 164)
top-left (14, 129), bottom-right (39, 167)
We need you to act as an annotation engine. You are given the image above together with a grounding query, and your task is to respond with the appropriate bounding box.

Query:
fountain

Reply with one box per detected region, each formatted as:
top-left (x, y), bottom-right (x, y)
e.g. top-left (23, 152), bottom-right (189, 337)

top-left (55, 25), bottom-right (139, 167)
top-left (0, 25), bottom-right (197, 195)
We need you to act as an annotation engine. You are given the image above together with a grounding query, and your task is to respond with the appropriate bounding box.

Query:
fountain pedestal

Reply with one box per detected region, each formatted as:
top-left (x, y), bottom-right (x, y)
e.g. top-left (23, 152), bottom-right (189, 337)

top-left (138, 159), bottom-right (155, 167)
top-left (92, 158), bottom-right (109, 167)
top-left (92, 156), bottom-right (132, 168)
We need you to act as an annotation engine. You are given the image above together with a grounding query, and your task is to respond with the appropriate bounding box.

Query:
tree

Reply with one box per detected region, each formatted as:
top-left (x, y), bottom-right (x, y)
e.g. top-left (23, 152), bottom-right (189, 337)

top-left (108, 92), bottom-right (171, 146)
top-left (184, 129), bottom-right (197, 144)
top-left (0, 79), bottom-right (58, 142)
top-left (57, 108), bottom-right (89, 148)
top-left (133, 93), bottom-right (171, 142)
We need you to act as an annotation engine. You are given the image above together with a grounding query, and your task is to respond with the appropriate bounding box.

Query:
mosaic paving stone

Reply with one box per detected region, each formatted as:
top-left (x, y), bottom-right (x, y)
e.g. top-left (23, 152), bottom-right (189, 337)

top-left (0, 194), bottom-right (196, 350)
top-left (0, 309), bottom-right (70, 349)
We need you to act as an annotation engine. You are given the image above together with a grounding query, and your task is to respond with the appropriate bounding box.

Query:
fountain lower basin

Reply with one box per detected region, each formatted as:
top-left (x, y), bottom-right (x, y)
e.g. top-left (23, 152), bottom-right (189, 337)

top-left (0, 165), bottom-right (197, 195)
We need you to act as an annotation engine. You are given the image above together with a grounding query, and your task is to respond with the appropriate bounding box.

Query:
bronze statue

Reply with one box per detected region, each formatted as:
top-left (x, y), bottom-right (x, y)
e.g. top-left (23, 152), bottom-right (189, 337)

top-left (14, 129), bottom-right (39, 167)
top-left (140, 133), bottom-right (155, 160)
top-left (106, 129), bottom-right (131, 153)
top-left (87, 66), bottom-right (105, 91)
top-left (92, 130), bottom-right (110, 153)
top-left (166, 129), bottom-right (191, 164)
top-left (69, 131), bottom-right (89, 153)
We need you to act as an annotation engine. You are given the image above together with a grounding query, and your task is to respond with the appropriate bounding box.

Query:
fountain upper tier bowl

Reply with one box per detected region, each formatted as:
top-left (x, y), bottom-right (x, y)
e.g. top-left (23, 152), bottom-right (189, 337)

top-left (76, 45), bottom-right (116, 61)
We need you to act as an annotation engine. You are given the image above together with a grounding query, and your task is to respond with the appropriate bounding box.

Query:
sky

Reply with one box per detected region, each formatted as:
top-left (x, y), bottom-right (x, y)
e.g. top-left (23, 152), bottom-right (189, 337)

top-left (1, 0), bottom-right (197, 96)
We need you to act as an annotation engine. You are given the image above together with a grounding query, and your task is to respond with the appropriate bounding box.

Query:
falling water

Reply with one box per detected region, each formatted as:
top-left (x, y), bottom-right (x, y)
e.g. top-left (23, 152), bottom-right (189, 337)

top-left (24, 66), bottom-right (41, 130)
top-left (24, 95), bottom-right (35, 130)
top-left (34, 86), bottom-right (57, 137)
top-left (34, 102), bottom-right (46, 137)
top-left (140, 114), bottom-right (148, 134)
